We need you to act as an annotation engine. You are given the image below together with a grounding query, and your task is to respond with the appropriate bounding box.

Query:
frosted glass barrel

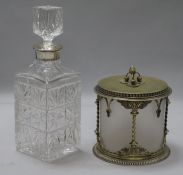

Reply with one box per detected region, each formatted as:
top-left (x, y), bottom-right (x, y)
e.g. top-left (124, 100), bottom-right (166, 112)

top-left (100, 98), bottom-right (166, 153)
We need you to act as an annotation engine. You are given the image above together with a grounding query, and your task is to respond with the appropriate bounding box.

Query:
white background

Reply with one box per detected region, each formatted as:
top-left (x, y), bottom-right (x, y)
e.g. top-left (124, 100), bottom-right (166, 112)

top-left (0, 94), bottom-right (182, 175)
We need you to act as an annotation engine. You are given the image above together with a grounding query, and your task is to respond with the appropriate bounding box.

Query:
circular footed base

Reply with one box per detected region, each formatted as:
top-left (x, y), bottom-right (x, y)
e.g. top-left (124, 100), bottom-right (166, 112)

top-left (93, 144), bottom-right (170, 165)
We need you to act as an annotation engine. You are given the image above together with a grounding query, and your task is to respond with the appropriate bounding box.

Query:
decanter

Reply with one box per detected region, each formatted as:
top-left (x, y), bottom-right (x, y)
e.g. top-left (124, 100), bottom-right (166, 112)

top-left (15, 6), bottom-right (81, 162)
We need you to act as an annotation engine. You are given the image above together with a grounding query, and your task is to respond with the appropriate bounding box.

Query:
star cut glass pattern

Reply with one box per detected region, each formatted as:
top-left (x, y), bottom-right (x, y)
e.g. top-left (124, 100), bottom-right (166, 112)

top-left (15, 61), bottom-right (81, 161)
top-left (15, 5), bottom-right (81, 162)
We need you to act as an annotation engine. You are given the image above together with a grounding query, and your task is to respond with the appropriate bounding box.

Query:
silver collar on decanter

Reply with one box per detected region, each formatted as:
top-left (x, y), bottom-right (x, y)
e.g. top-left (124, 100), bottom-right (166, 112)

top-left (33, 43), bottom-right (63, 61)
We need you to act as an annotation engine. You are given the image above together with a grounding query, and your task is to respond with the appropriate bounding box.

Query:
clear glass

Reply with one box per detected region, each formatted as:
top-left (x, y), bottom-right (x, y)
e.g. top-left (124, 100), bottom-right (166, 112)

top-left (15, 59), bottom-right (81, 161)
top-left (15, 5), bottom-right (81, 162)
top-left (33, 5), bottom-right (63, 48)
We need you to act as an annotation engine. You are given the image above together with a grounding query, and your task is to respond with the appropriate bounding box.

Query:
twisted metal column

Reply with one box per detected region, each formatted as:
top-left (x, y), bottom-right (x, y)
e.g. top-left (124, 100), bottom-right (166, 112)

top-left (95, 95), bottom-right (101, 147)
top-left (163, 97), bottom-right (169, 147)
top-left (130, 109), bottom-right (139, 148)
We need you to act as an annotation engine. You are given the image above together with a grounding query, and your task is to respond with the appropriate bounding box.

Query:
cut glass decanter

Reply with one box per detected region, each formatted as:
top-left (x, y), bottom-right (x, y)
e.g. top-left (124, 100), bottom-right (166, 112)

top-left (15, 6), bottom-right (81, 162)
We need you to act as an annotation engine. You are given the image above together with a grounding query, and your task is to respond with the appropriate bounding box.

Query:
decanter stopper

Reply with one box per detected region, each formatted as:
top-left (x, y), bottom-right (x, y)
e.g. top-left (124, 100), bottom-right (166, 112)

top-left (33, 5), bottom-right (63, 50)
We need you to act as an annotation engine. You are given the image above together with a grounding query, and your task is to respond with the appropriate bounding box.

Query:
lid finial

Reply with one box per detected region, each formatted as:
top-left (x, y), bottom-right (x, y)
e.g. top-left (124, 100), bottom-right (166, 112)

top-left (121, 66), bottom-right (143, 87)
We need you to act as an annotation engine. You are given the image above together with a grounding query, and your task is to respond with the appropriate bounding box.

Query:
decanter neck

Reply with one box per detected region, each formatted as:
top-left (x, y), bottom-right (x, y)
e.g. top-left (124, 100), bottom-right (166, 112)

top-left (33, 59), bottom-right (61, 67)
top-left (33, 43), bottom-right (62, 61)
top-left (35, 50), bottom-right (60, 61)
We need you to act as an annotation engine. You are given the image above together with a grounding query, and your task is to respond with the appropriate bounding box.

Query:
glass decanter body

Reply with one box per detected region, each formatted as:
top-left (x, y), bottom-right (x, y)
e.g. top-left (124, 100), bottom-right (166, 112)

top-left (14, 5), bottom-right (81, 162)
top-left (15, 56), bottom-right (81, 161)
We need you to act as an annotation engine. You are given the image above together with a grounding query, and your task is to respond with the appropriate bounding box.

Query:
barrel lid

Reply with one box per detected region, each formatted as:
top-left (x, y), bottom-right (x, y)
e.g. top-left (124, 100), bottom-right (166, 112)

top-left (95, 66), bottom-right (172, 100)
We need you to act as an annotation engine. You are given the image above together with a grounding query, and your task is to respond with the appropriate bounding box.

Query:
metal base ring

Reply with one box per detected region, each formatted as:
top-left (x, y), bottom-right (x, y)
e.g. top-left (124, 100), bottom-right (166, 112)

top-left (93, 144), bottom-right (170, 165)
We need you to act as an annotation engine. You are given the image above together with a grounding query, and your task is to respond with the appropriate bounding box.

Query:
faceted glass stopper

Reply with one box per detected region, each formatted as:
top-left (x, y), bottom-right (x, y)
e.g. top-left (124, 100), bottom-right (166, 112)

top-left (33, 6), bottom-right (63, 49)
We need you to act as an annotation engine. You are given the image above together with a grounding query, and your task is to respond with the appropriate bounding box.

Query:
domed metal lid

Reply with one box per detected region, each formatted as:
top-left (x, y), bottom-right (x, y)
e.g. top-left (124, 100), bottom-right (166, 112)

top-left (95, 66), bottom-right (172, 100)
